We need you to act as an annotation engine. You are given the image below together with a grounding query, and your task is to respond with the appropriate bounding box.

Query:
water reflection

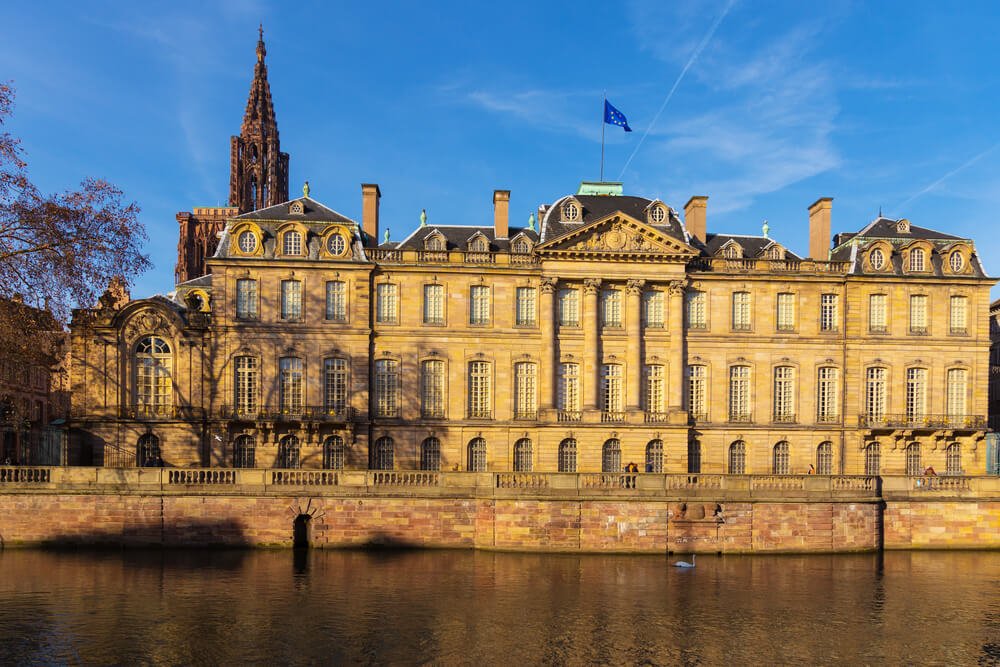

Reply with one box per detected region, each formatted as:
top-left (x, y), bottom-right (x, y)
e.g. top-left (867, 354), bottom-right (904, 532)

top-left (0, 549), bottom-right (997, 665)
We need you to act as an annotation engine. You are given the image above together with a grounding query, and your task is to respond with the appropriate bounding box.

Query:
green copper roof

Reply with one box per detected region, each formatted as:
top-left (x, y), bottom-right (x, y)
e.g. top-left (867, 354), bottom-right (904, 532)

top-left (577, 181), bottom-right (623, 196)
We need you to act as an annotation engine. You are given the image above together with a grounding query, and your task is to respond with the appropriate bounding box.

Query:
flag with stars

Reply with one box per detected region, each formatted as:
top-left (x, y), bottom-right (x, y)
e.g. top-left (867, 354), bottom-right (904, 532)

top-left (604, 100), bottom-right (632, 132)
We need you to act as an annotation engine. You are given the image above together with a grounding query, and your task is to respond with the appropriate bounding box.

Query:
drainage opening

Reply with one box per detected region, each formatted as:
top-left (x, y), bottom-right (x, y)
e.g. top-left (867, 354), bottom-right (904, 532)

top-left (293, 514), bottom-right (311, 549)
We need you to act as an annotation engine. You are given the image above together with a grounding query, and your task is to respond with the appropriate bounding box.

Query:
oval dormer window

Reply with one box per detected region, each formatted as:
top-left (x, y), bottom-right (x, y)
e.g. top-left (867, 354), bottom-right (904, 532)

top-left (650, 205), bottom-right (666, 223)
top-left (327, 233), bottom-right (346, 256)
top-left (562, 201), bottom-right (580, 222)
top-left (949, 251), bottom-right (964, 272)
top-left (869, 248), bottom-right (885, 270)
top-left (238, 230), bottom-right (258, 253)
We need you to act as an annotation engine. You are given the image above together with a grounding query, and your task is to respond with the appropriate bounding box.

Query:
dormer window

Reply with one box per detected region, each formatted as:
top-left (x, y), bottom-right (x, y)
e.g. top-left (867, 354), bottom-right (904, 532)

top-left (896, 219), bottom-right (911, 234)
top-left (289, 201), bottom-right (304, 215)
top-left (469, 236), bottom-right (489, 253)
top-left (512, 238), bottom-right (531, 254)
top-left (909, 247), bottom-right (926, 272)
top-left (723, 244), bottom-right (742, 259)
top-left (326, 233), bottom-right (347, 256)
top-left (283, 230), bottom-right (303, 256)
top-left (649, 204), bottom-right (666, 224)
top-left (949, 251), bottom-right (964, 272)
top-left (237, 230), bottom-right (258, 254)
top-left (869, 248), bottom-right (886, 270)
top-left (562, 201), bottom-right (580, 222)
top-left (766, 245), bottom-right (783, 260)
top-left (424, 234), bottom-right (446, 251)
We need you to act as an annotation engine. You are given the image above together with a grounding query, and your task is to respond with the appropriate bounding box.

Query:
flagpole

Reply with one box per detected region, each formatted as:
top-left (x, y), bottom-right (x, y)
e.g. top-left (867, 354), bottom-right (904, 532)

top-left (600, 91), bottom-right (606, 181)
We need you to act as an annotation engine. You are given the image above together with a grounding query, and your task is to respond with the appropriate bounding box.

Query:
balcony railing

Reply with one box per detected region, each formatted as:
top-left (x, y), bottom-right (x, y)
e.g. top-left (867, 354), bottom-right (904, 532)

top-left (601, 411), bottom-right (626, 423)
top-left (466, 409), bottom-right (493, 420)
top-left (772, 413), bottom-right (797, 424)
top-left (869, 325), bottom-right (887, 334)
top-left (688, 257), bottom-right (851, 274)
top-left (218, 405), bottom-right (354, 422)
top-left (644, 411), bottom-right (669, 423)
top-left (909, 326), bottom-right (928, 335)
top-left (689, 412), bottom-right (709, 424)
top-left (513, 409), bottom-right (538, 421)
top-left (119, 405), bottom-right (206, 420)
top-left (557, 410), bottom-right (582, 422)
top-left (728, 412), bottom-right (753, 424)
top-left (858, 413), bottom-right (986, 429)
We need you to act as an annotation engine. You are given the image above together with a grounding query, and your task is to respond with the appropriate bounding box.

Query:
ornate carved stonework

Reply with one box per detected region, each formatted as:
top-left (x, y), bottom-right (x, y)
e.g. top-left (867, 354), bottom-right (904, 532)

top-left (583, 278), bottom-right (602, 295)
top-left (668, 280), bottom-right (686, 296)
top-left (626, 279), bottom-right (646, 295)
top-left (124, 310), bottom-right (170, 343)
top-left (537, 216), bottom-right (697, 261)
top-left (540, 277), bottom-right (557, 294)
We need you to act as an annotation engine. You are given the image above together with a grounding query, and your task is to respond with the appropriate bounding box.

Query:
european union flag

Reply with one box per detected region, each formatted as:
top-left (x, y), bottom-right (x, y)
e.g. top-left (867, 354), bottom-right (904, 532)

top-left (604, 100), bottom-right (632, 132)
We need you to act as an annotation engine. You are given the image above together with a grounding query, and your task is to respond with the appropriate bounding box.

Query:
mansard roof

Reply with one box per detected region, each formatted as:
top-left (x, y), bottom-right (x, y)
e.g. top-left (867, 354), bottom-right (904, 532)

top-left (236, 196), bottom-right (354, 224)
top-left (393, 225), bottom-right (539, 252)
top-left (540, 194), bottom-right (686, 245)
top-left (702, 234), bottom-right (803, 260)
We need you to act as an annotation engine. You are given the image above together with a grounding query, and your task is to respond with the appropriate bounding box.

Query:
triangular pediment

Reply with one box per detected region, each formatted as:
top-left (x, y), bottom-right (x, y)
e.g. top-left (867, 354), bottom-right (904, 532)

top-left (537, 212), bottom-right (698, 260)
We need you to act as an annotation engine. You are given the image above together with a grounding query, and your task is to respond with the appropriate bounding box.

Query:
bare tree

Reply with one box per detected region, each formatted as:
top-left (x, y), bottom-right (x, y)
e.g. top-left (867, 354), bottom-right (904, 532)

top-left (0, 82), bottom-right (150, 361)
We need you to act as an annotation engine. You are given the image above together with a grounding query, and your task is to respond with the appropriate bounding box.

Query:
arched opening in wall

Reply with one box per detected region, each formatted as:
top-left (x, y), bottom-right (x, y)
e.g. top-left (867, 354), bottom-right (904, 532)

top-left (137, 433), bottom-right (161, 467)
top-left (468, 437), bottom-right (487, 472)
top-left (687, 439), bottom-right (702, 474)
top-left (293, 514), bottom-right (311, 549)
top-left (729, 440), bottom-right (746, 475)
top-left (817, 441), bottom-right (834, 475)
top-left (865, 442), bottom-right (881, 476)
top-left (420, 437), bottom-right (441, 471)
top-left (772, 441), bottom-right (790, 475)
top-left (602, 439), bottom-right (621, 473)
top-left (645, 439), bottom-right (663, 473)
top-left (905, 442), bottom-right (922, 476)
top-left (513, 438), bottom-right (532, 472)
top-left (558, 439), bottom-right (577, 472)
top-left (234, 434), bottom-right (256, 469)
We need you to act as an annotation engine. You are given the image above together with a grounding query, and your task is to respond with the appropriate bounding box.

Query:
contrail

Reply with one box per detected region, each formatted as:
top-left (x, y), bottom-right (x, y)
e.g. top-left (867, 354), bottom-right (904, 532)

top-left (894, 140), bottom-right (1000, 213)
top-left (618, 0), bottom-right (736, 179)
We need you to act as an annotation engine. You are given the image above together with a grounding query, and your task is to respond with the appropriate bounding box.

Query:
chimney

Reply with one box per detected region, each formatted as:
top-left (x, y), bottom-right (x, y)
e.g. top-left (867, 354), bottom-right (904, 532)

top-left (684, 196), bottom-right (708, 243)
top-left (361, 183), bottom-right (380, 246)
top-left (808, 197), bottom-right (833, 260)
top-left (493, 189), bottom-right (510, 240)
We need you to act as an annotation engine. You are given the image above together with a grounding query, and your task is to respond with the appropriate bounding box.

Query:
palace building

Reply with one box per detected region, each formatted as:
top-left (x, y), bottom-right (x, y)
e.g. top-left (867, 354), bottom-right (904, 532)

top-left (68, 34), bottom-right (995, 476)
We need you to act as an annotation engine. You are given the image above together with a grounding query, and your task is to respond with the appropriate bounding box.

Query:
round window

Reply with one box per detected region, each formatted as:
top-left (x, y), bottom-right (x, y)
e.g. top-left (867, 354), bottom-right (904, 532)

top-left (869, 248), bottom-right (885, 270)
top-left (650, 205), bottom-right (666, 223)
top-left (238, 230), bottom-right (257, 253)
top-left (949, 251), bottom-right (964, 272)
top-left (562, 202), bottom-right (579, 222)
top-left (327, 233), bottom-right (346, 255)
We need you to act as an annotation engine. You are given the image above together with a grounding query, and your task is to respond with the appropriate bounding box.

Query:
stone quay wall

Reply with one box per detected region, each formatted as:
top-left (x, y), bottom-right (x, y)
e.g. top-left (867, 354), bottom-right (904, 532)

top-left (0, 468), bottom-right (996, 553)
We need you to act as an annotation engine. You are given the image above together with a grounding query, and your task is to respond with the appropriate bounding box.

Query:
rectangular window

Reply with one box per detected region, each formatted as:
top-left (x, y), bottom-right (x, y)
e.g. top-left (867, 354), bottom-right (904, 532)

top-left (906, 367), bottom-right (927, 421)
top-left (374, 359), bottom-right (399, 417)
top-left (601, 364), bottom-right (623, 412)
top-left (773, 366), bottom-right (795, 422)
top-left (645, 365), bottom-right (665, 414)
top-left (470, 286), bottom-right (491, 325)
top-left (376, 283), bottom-right (398, 324)
top-left (643, 290), bottom-right (664, 328)
top-left (687, 366), bottom-right (706, 419)
top-left (514, 362), bottom-right (537, 418)
top-left (866, 367), bottom-right (886, 422)
top-left (324, 358), bottom-right (348, 414)
top-left (869, 294), bottom-right (887, 333)
top-left (729, 366), bottom-right (751, 422)
top-left (279, 357), bottom-right (304, 413)
top-left (820, 294), bottom-right (839, 332)
top-left (421, 360), bottom-right (445, 418)
top-left (558, 363), bottom-right (580, 412)
top-left (817, 367), bottom-right (839, 422)
top-left (946, 368), bottom-right (967, 418)
top-left (325, 281), bottom-right (347, 322)
top-left (950, 295), bottom-right (967, 334)
top-left (558, 288), bottom-right (579, 327)
top-left (515, 287), bottom-right (537, 327)
top-left (236, 279), bottom-right (258, 320)
top-left (601, 288), bottom-right (622, 328)
top-left (732, 292), bottom-right (751, 331)
top-left (234, 356), bottom-right (258, 415)
top-left (687, 290), bottom-right (707, 330)
top-left (776, 293), bottom-right (795, 331)
top-left (468, 361), bottom-right (492, 418)
top-left (423, 284), bottom-right (444, 325)
top-left (280, 280), bottom-right (302, 321)
top-left (909, 294), bottom-right (928, 334)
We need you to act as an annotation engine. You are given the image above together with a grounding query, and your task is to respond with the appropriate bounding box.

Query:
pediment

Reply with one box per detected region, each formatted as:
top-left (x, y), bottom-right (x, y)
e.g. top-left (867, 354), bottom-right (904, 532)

top-left (537, 213), bottom-right (697, 260)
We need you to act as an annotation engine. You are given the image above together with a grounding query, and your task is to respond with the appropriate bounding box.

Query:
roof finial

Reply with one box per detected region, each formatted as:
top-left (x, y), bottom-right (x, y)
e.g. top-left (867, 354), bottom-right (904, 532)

top-left (420, 208), bottom-right (427, 227)
top-left (528, 211), bottom-right (536, 231)
top-left (256, 24), bottom-right (266, 62)
top-left (762, 219), bottom-right (770, 239)
top-left (383, 228), bottom-right (391, 244)
top-left (303, 181), bottom-right (310, 198)
top-left (878, 205), bottom-right (883, 218)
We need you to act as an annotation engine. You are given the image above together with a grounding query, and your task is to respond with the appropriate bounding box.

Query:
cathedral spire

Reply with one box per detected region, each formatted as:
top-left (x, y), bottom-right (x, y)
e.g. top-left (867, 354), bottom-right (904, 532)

top-left (228, 26), bottom-right (290, 213)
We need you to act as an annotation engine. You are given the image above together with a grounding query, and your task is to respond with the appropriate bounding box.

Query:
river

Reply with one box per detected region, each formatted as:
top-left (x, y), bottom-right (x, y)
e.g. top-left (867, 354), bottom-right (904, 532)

top-left (0, 549), bottom-right (996, 665)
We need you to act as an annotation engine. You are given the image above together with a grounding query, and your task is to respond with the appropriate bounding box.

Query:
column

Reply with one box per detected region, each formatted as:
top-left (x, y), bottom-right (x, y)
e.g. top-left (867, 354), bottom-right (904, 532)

top-left (582, 278), bottom-right (601, 410)
top-left (626, 279), bottom-right (645, 411)
top-left (667, 280), bottom-right (686, 410)
top-left (539, 277), bottom-right (556, 410)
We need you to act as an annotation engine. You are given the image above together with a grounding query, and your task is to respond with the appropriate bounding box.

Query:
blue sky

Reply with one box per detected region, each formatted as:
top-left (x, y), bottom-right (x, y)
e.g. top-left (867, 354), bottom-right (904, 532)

top-left (4, 1), bottom-right (1000, 298)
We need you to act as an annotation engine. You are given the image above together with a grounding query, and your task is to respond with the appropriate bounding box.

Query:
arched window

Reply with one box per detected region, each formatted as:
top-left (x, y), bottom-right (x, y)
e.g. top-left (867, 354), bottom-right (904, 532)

top-left (468, 437), bottom-right (487, 472)
top-left (513, 438), bottom-right (533, 472)
top-left (323, 435), bottom-right (345, 470)
top-left (865, 442), bottom-right (881, 476)
top-left (773, 441), bottom-right (790, 475)
top-left (469, 236), bottom-right (488, 253)
top-left (134, 336), bottom-right (172, 416)
top-left (905, 442), bottom-right (922, 476)
top-left (425, 234), bottom-right (446, 251)
top-left (645, 439), bottom-right (663, 473)
top-left (421, 437), bottom-right (441, 471)
top-left (137, 434), bottom-right (161, 467)
top-left (233, 434), bottom-right (256, 469)
top-left (816, 441), bottom-right (833, 475)
top-left (283, 230), bottom-right (303, 256)
top-left (602, 439), bottom-right (622, 473)
top-left (688, 439), bottom-right (702, 474)
top-left (512, 238), bottom-right (531, 254)
top-left (909, 247), bottom-right (926, 272)
top-left (371, 436), bottom-right (394, 470)
top-left (946, 443), bottom-right (962, 475)
top-left (729, 441), bottom-right (746, 474)
top-left (277, 435), bottom-right (301, 469)
top-left (723, 244), bottom-right (741, 259)
top-left (558, 439), bottom-right (577, 473)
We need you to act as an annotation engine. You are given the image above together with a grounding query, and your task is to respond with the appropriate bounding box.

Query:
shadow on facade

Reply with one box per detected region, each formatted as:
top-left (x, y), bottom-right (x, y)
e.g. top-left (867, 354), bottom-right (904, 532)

top-left (15, 518), bottom-right (253, 550)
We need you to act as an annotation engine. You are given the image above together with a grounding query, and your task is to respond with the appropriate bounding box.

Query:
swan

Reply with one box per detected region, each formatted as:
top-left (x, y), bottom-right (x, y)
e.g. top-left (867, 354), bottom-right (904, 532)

top-left (673, 554), bottom-right (696, 568)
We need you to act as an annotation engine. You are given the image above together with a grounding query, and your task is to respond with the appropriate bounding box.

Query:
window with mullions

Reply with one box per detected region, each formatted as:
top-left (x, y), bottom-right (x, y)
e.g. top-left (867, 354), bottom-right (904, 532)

top-left (687, 365), bottom-right (706, 419)
top-left (233, 434), bottom-right (256, 468)
top-left (236, 279), bottom-right (258, 320)
top-left (645, 365), bottom-right (665, 414)
top-left (234, 356), bottom-right (258, 415)
top-left (946, 368), bottom-right (967, 418)
top-left (866, 367), bottom-right (887, 422)
top-left (468, 437), bottom-right (487, 472)
top-left (602, 439), bottom-right (621, 473)
top-left (557, 288), bottom-right (579, 327)
top-left (279, 357), bottom-right (304, 414)
top-left (134, 336), bottom-right (172, 415)
top-left (376, 283), bottom-right (398, 324)
top-left (558, 363), bottom-right (580, 412)
top-left (869, 294), bottom-right (887, 333)
top-left (906, 368), bottom-right (927, 421)
top-left (136, 434), bottom-right (161, 467)
top-left (732, 292), bottom-right (751, 331)
top-left (326, 281), bottom-right (347, 322)
top-left (772, 366), bottom-right (795, 423)
top-left (515, 287), bottom-right (537, 327)
top-left (513, 438), bottom-right (533, 472)
top-left (817, 367), bottom-right (839, 423)
top-left (421, 360), bottom-right (446, 418)
top-left (374, 359), bottom-right (399, 418)
top-left (773, 441), bottom-right (790, 475)
top-left (323, 436), bottom-right (345, 470)
top-left (371, 436), bottom-right (394, 470)
top-left (324, 358), bottom-right (348, 414)
top-left (946, 443), bottom-right (962, 475)
top-left (817, 441), bottom-right (834, 475)
top-left (420, 437), bottom-right (441, 471)
top-left (865, 442), bottom-right (881, 476)
top-left (280, 280), bottom-right (302, 320)
top-left (950, 295), bottom-right (967, 334)
top-left (467, 361), bottom-right (492, 418)
top-left (470, 286), bottom-right (491, 325)
top-left (514, 362), bottom-right (537, 419)
top-left (776, 292), bottom-right (795, 331)
top-left (282, 230), bottom-right (303, 256)
top-left (644, 290), bottom-right (664, 328)
top-left (905, 442), bottom-right (922, 476)
top-left (601, 288), bottom-right (622, 328)
top-left (277, 435), bottom-right (301, 469)
top-left (729, 441), bottom-right (746, 474)
top-left (601, 364), bottom-right (623, 412)
top-left (909, 294), bottom-right (928, 334)
top-left (820, 294), bottom-right (839, 332)
top-left (729, 366), bottom-right (751, 422)
top-left (687, 290), bottom-right (707, 329)
top-left (423, 284), bottom-right (444, 325)
top-left (645, 439), bottom-right (663, 473)
top-left (558, 439), bottom-right (577, 472)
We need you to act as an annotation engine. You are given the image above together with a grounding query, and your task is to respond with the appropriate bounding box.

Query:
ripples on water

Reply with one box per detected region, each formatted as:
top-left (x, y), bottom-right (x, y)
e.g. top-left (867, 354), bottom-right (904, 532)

top-left (0, 548), bottom-right (997, 665)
